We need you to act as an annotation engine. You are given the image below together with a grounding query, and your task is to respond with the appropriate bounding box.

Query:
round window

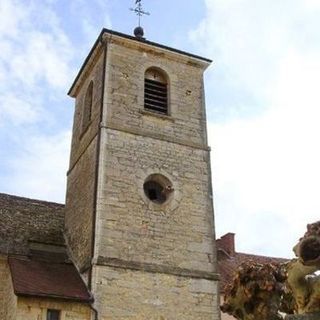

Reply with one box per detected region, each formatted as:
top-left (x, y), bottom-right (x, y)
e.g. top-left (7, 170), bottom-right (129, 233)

top-left (143, 174), bottom-right (173, 204)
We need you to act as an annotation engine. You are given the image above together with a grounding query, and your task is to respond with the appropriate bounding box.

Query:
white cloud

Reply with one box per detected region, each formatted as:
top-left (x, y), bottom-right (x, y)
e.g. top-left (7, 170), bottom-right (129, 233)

top-left (304, 0), bottom-right (320, 10)
top-left (70, 0), bottom-right (111, 43)
top-left (193, 0), bottom-right (320, 257)
top-left (5, 131), bottom-right (71, 203)
top-left (1, 2), bottom-right (73, 89)
top-left (0, 0), bottom-right (75, 126)
top-left (0, 0), bottom-right (113, 204)
top-left (0, 0), bottom-right (76, 202)
top-left (9, 31), bottom-right (72, 89)
top-left (0, 94), bottom-right (40, 126)
top-left (0, 0), bottom-right (29, 38)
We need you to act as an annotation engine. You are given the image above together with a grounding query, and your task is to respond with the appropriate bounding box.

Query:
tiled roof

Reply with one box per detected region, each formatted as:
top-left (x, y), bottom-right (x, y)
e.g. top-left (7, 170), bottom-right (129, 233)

top-left (217, 233), bottom-right (288, 292)
top-left (8, 256), bottom-right (92, 302)
top-left (0, 193), bottom-right (65, 255)
top-left (218, 250), bottom-right (288, 292)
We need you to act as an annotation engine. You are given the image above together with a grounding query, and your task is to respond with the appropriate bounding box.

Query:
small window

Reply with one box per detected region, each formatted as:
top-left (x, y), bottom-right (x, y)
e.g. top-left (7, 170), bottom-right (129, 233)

top-left (143, 174), bottom-right (173, 204)
top-left (144, 180), bottom-right (166, 204)
top-left (47, 309), bottom-right (60, 320)
top-left (82, 80), bottom-right (93, 131)
top-left (144, 68), bottom-right (168, 115)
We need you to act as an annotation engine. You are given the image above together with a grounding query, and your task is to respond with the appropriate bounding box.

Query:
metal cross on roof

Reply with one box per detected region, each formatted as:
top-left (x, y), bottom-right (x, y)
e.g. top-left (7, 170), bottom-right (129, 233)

top-left (130, 0), bottom-right (150, 27)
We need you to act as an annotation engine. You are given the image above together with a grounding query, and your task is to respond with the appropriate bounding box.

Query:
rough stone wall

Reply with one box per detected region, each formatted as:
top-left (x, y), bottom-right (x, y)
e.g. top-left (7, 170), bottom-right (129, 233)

top-left (0, 193), bottom-right (64, 255)
top-left (65, 50), bottom-right (104, 271)
top-left (96, 129), bottom-right (216, 273)
top-left (66, 33), bottom-right (219, 318)
top-left (65, 136), bottom-right (98, 271)
top-left (91, 37), bottom-right (219, 319)
top-left (16, 297), bottom-right (91, 320)
top-left (94, 37), bottom-right (216, 271)
top-left (0, 256), bottom-right (17, 320)
top-left (103, 41), bottom-right (208, 149)
top-left (93, 265), bottom-right (220, 320)
top-left (68, 52), bottom-right (104, 168)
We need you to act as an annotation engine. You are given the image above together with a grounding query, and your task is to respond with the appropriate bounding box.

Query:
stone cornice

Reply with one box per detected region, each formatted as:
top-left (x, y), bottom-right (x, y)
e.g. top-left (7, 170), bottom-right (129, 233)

top-left (96, 256), bottom-right (220, 281)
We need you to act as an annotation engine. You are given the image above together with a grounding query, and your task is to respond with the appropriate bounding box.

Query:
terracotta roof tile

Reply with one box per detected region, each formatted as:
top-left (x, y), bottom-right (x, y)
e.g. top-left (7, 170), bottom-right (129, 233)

top-left (218, 250), bottom-right (288, 292)
top-left (216, 233), bottom-right (289, 292)
top-left (8, 256), bottom-right (92, 302)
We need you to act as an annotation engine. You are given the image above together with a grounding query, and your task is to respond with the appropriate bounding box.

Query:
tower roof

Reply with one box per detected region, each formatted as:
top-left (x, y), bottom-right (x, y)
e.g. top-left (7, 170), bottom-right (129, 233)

top-left (68, 28), bottom-right (212, 97)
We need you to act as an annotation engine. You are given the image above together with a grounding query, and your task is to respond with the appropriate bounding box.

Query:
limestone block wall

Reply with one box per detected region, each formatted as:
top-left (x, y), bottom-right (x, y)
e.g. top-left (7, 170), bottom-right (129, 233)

top-left (16, 297), bottom-right (91, 320)
top-left (69, 51), bottom-right (104, 167)
top-left (95, 129), bottom-right (216, 273)
top-left (65, 135), bottom-right (98, 270)
top-left (104, 40), bottom-right (208, 149)
top-left (0, 256), bottom-right (17, 320)
top-left (66, 31), bottom-right (219, 319)
top-left (65, 50), bottom-right (104, 271)
top-left (93, 265), bottom-right (220, 320)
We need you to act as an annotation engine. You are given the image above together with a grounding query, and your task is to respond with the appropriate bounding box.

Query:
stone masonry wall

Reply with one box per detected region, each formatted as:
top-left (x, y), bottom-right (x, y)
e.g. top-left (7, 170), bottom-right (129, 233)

top-left (0, 256), bottom-right (17, 320)
top-left (16, 297), bottom-right (91, 320)
top-left (94, 37), bottom-right (216, 272)
top-left (66, 32), bottom-right (219, 318)
top-left (69, 51), bottom-right (104, 168)
top-left (104, 40), bottom-right (208, 149)
top-left (95, 129), bottom-right (216, 273)
top-left (93, 265), bottom-right (220, 320)
top-left (65, 50), bottom-right (104, 271)
top-left (65, 135), bottom-right (98, 270)
top-left (91, 35), bottom-right (219, 319)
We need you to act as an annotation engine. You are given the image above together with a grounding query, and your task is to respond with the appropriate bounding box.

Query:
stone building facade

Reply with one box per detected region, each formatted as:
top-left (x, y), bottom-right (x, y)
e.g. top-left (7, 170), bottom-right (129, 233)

top-left (0, 28), bottom-right (220, 319)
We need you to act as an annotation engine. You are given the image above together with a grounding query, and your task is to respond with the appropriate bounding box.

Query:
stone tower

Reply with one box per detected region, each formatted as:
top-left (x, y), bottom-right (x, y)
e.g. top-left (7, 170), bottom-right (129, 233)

top-left (66, 28), bottom-right (220, 319)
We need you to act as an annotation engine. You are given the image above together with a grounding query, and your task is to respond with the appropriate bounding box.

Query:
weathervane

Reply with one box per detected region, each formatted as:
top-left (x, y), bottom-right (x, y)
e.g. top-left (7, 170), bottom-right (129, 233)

top-left (130, 0), bottom-right (150, 38)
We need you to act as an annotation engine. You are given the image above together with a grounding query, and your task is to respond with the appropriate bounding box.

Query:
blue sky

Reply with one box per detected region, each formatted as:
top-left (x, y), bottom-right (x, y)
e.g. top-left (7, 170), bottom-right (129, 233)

top-left (1, 0), bottom-right (320, 258)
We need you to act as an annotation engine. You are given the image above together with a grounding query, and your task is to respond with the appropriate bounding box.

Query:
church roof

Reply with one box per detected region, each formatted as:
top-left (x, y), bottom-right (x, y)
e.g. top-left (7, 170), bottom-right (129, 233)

top-left (9, 256), bottom-right (93, 302)
top-left (0, 193), bottom-right (92, 303)
top-left (0, 193), bottom-right (65, 255)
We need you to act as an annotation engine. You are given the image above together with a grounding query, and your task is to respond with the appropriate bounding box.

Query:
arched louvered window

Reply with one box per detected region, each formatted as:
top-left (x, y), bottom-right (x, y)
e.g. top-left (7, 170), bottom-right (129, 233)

top-left (82, 81), bottom-right (93, 131)
top-left (144, 68), bottom-right (168, 115)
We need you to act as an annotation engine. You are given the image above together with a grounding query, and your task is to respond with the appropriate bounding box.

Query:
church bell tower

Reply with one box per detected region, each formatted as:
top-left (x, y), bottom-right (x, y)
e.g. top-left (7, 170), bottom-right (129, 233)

top-left (65, 26), bottom-right (220, 319)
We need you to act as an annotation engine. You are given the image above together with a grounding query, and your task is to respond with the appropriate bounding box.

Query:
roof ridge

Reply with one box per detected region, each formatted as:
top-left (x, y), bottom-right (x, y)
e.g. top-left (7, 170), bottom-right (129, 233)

top-left (0, 192), bottom-right (65, 207)
top-left (236, 251), bottom-right (288, 260)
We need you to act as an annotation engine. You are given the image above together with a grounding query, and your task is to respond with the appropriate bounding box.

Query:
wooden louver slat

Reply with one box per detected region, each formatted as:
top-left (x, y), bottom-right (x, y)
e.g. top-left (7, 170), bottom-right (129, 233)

top-left (144, 78), bottom-right (168, 114)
